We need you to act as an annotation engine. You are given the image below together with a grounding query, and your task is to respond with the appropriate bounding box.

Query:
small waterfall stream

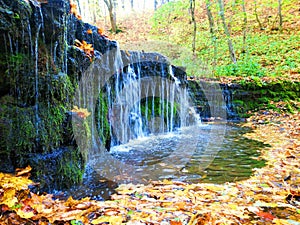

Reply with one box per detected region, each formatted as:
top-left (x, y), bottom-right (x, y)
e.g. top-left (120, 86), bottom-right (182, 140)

top-left (108, 54), bottom-right (198, 145)
top-left (74, 43), bottom-right (199, 152)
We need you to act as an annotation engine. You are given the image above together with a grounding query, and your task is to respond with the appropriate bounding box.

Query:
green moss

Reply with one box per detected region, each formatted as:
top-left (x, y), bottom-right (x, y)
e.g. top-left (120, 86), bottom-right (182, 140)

top-left (0, 103), bottom-right (68, 156)
top-left (57, 147), bottom-right (85, 189)
top-left (28, 147), bottom-right (85, 190)
top-left (232, 79), bottom-right (300, 116)
top-left (140, 97), bottom-right (179, 126)
top-left (78, 119), bottom-right (91, 163)
top-left (95, 91), bottom-right (111, 149)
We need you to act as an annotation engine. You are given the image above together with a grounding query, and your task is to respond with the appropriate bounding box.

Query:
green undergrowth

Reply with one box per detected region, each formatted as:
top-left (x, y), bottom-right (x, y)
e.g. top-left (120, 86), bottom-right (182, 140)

top-left (148, 0), bottom-right (300, 118)
top-left (149, 0), bottom-right (300, 79)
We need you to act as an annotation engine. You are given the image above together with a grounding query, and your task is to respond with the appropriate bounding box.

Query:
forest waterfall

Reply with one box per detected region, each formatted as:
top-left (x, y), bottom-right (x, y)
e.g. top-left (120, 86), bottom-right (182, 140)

top-left (73, 44), bottom-right (199, 155)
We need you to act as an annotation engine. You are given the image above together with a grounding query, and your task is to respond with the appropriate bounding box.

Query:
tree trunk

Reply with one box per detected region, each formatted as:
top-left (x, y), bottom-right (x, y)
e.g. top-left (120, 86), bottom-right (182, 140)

top-left (254, 0), bottom-right (264, 30)
top-left (205, 0), bottom-right (217, 67)
top-left (241, 0), bottom-right (247, 53)
top-left (278, 0), bottom-right (283, 32)
top-left (154, 0), bottom-right (158, 10)
top-left (109, 9), bottom-right (117, 33)
top-left (190, 0), bottom-right (196, 55)
top-left (218, 0), bottom-right (237, 64)
top-left (103, 0), bottom-right (117, 33)
top-left (130, 0), bottom-right (134, 10)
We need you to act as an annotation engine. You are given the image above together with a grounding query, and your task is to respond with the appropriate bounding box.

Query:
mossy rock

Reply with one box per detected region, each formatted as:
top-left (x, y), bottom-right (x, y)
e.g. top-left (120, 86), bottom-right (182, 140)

top-left (26, 147), bottom-right (84, 192)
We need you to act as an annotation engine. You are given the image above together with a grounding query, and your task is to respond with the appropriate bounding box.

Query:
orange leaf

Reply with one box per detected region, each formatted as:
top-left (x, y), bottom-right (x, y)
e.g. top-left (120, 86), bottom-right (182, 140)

top-left (87, 29), bottom-right (93, 34)
top-left (69, 0), bottom-right (82, 20)
top-left (170, 221), bottom-right (182, 225)
top-left (98, 28), bottom-right (104, 35)
top-left (74, 40), bottom-right (94, 61)
top-left (256, 211), bottom-right (276, 221)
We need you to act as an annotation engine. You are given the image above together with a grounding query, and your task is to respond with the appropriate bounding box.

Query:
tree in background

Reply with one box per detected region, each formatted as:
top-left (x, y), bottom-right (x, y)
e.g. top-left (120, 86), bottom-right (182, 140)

top-left (130, 0), bottom-right (134, 10)
top-left (190, 0), bottom-right (196, 55)
top-left (278, 0), bottom-right (283, 32)
top-left (254, 0), bottom-right (264, 30)
top-left (154, 0), bottom-right (158, 10)
top-left (217, 0), bottom-right (237, 64)
top-left (241, 0), bottom-right (247, 53)
top-left (205, 0), bottom-right (217, 67)
top-left (103, 0), bottom-right (117, 33)
top-left (155, 0), bottom-right (172, 11)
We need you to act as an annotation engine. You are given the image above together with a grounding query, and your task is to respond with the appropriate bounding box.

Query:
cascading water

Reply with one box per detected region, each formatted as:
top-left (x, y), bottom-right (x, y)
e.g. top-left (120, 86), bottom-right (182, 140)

top-left (101, 45), bottom-right (199, 147)
top-left (73, 43), bottom-right (202, 183)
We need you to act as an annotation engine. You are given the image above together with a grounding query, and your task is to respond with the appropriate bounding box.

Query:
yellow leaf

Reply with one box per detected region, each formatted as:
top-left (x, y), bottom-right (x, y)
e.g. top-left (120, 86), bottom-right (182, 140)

top-left (91, 215), bottom-right (123, 225)
top-left (16, 209), bottom-right (35, 219)
top-left (1, 188), bottom-right (18, 208)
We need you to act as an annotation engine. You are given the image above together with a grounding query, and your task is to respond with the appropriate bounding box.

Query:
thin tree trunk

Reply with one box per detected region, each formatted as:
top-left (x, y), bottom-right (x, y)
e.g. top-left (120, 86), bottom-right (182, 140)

top-left (190, 0), bottom-right (196, 55)
top-left (205, 0), bottom-right (217, 67)
top-left (278, 0), bottom-right (283, 32)
top-left (130, 0), bottom-right (134, 10)
top-left (103, 0), bottom-right (117, 33)
top-left (109, 10), bottom-right (117, 33)
top-left (154, 0), bottom-right (158, 10)
top-left (254, 0), bottom-right (264, 30)
top-left (241, 0), bottom-right (247, 53)
top-left (218, 0), bottom-right (237, 64)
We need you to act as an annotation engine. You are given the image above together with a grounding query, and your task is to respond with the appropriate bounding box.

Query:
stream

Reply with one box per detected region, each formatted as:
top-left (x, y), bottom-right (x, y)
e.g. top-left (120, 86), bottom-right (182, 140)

top-left (64, 122), bottom-right (267, 200)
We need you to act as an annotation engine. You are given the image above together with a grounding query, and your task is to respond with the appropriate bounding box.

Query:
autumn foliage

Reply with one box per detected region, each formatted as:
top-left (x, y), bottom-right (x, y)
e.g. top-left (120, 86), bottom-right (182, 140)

top-left (74, 40), bottom-right (95, 62)
top-left (69, 0), bottom-right (82, 20)
top-left (71, 106), bottom-right (91, 119)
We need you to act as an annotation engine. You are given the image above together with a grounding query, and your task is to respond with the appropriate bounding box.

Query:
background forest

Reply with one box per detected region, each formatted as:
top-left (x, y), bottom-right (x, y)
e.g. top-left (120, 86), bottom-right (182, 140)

top-left (81, 0), bottom-right (300, 80)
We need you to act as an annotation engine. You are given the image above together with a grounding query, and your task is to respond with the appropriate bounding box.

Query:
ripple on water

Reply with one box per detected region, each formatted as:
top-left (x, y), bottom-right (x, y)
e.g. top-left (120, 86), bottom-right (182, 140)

top-left (67, 123), bottom-right (267, 199)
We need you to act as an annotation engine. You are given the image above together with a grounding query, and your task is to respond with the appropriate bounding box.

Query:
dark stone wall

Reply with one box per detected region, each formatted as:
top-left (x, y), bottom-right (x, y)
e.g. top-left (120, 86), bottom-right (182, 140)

top-left (187, 79), bottom-right (300, 121)
top-left (0, 0), bottom-right (115, 191)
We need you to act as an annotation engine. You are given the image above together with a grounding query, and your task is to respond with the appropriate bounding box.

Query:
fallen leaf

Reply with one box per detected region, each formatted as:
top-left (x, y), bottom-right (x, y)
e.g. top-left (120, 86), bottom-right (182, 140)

top-left (15, 165), bottom-right (32, 177)
top-left (256, 211), bottom-right (276, 221)
top-left (91, 215), bottom-right (123, 225)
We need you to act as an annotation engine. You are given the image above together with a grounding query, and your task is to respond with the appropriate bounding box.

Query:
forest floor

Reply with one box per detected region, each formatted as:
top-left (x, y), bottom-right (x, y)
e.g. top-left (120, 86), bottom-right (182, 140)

top-left (0, 103), bottom-right (299, 224)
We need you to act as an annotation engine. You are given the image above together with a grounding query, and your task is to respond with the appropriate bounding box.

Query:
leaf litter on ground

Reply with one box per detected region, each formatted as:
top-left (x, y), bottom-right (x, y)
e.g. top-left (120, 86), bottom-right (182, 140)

top-left (0, 106), bottom-right (299, 224)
